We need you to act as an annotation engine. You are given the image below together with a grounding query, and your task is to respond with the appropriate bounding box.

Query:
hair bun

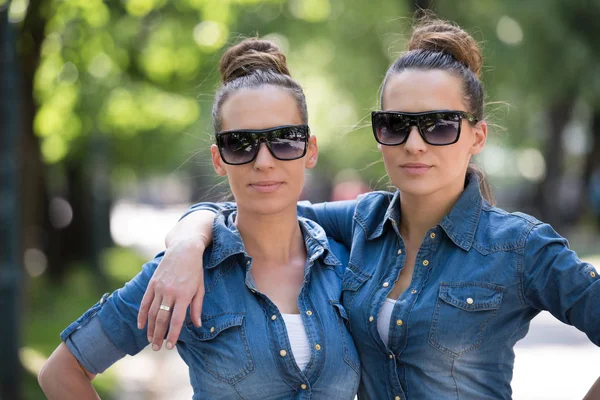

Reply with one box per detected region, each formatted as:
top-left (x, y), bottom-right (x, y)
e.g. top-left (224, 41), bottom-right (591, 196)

top-left (407, 15), bottom-right (483, 78)
top-left (219, 38), bottom-right (291, 84)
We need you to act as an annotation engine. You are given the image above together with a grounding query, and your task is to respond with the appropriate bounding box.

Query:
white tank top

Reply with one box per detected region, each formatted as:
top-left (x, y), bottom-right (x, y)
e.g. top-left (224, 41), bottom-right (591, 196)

top-left (281, 313), bottom-right (311, 371)
top-left (377, 298), bottom-right (397, 346)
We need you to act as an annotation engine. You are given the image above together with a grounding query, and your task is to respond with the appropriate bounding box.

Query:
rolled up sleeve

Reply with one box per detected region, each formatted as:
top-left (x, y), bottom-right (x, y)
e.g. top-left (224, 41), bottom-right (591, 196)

top-left (60, 253), bottom-right (165, 372)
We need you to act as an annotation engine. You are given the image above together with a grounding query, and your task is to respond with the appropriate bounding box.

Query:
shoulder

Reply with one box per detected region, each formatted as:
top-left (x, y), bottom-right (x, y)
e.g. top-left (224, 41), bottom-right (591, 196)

top-left (353, 190), bottom-right (394, 223)
top-left (474, 203), bottom-right (547, 253)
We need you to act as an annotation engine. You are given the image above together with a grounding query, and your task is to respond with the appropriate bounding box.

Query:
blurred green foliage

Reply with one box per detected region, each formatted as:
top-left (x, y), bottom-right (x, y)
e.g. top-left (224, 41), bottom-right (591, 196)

top-left (21, 0), bottom-right (600, 190)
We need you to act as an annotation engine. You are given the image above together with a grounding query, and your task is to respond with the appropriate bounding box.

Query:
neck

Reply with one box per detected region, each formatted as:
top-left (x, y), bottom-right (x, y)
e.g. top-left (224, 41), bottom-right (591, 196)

top-left (235, 207), bottom-right (305, 264)
top-left (398, 178), bottom-right (465, 243)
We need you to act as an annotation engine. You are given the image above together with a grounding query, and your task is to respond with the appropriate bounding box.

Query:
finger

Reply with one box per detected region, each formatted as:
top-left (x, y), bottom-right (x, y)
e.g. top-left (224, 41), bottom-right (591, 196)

top-left (151, 297), bottom-right (174, 351)
top-left (190, 285), bottom-right (205, 328)
top-left (165, 301), bottom-right (187, 350)
top-left (137, 281), bottom-right (155, 329)
top-left (146, 295), bottom-right (162, 349)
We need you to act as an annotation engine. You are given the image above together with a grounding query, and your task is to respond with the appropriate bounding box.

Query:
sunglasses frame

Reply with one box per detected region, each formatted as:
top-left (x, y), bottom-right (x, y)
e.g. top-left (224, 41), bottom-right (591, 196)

top-left (371, 110), bottom-right (479, 146)
top-left (215, 124), bottom-right (310, 165)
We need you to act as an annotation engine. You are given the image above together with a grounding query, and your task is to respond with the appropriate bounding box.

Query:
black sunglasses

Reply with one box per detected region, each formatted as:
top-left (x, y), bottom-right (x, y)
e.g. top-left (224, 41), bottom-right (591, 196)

top-left (371, 110), bottom-right (478, 146)
top-left (216, 125), bottom-right (310, 165)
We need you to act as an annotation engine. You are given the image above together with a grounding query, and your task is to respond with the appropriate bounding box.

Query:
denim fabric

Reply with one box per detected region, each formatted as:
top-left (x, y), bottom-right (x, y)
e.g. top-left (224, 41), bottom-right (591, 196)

top-left (185, 174), bottom-right (600, 400)
top-left (61, 211), bottom-right (360, 400)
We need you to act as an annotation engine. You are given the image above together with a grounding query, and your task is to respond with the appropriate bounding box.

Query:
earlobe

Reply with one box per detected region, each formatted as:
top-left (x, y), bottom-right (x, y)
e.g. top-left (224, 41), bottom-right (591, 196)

top-left (211, 145), bottom-right (227, 176)
top-left (305, 136), bottom-right (319, 169)
top-left (471, 121), bottom-right (487, 155)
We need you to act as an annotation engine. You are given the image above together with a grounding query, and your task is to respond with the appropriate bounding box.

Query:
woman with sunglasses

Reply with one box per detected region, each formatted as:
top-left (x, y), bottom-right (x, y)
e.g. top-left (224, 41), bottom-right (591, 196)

top-left (139, 15), bottom-right (600, 400)
top-left (38, 38), bottom-right (361, 400)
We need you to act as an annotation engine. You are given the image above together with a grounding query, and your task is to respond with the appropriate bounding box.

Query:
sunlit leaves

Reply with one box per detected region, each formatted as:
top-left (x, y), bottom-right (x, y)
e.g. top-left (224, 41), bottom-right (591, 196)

top-left (123, 0), bottom-right (167, 17)
top-left (99, 85), bottom-right (199, 137)
top-left (288, 0), bottom-right (331, 22)
top-left (193, 20), bottom-right (228, 51)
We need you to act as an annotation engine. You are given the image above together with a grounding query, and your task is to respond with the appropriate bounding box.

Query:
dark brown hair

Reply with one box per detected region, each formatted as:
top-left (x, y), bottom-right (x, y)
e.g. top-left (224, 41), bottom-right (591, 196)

top-left (381, 14), bottom-right (494, 204)
top-left (212, 38), bottom-right (307, 133)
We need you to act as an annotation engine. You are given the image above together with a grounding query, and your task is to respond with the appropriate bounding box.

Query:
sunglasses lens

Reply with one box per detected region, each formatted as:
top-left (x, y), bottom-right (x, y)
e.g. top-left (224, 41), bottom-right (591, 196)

top-left (218, 132), bottom-right (258, 164)
top-left (268, 126), bottom-right (308, 160)
top-left (420, 113), bottom-right (461, 145)
top-left (373, 113), bottom-right (410, 145)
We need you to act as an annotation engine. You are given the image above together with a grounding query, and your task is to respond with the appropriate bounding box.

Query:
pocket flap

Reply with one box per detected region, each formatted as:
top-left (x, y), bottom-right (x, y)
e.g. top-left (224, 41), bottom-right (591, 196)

top-left (342, 263), bottom-right (371, 292)
top-left (439, 282), bottom-right (503, 311)
top-left (330, 300), bottom-right (349, 321)
top-left (188, 313), bottom-right (245, 341)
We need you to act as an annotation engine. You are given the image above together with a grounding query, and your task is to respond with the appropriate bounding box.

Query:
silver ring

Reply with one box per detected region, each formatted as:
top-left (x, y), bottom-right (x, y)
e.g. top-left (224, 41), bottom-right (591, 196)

top-left (159, 304), bottom-right (171, 312)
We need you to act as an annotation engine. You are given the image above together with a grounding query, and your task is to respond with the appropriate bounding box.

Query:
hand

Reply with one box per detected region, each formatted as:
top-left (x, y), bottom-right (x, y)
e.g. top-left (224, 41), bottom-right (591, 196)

top-left (137, 209), bottom-right (216, 351)
top-left (138, 239), bottom-right (207, 351)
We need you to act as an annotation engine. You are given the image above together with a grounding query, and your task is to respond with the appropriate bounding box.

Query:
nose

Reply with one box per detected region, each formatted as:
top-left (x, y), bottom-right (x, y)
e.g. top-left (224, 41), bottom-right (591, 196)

top-left (403, 126), bottom-right (427, 154)
top-left (253, 143), bottom-right (276, 170)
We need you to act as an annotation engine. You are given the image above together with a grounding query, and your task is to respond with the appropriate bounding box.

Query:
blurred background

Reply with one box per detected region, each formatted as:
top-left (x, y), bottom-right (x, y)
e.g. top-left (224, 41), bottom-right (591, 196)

top-left (2, 0), bottom-right (600, 398)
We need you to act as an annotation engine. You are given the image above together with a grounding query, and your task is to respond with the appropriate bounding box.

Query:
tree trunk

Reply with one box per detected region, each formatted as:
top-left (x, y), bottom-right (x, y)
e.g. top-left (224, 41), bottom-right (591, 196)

top-left (533, 99), bottom-right (576, 232)
top-left (0, 4), bottom-right (24, 399)
top-left (582, 111), bottom-right (600, 228)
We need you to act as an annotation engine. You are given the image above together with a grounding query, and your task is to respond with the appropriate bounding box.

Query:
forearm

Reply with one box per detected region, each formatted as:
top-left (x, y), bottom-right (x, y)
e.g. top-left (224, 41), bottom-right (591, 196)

top-left (584, 376), bottom-right (600, 400)
top-left (166, 209), bottom-right (218, 248)
top-left (39, 343), bottom-right (100, 400)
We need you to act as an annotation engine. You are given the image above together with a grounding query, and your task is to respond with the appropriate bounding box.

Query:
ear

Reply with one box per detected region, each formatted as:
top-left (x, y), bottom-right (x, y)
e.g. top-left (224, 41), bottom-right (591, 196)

top-left (305, 135), bottom-right (318, 169)
top-left (211, 144), bottom-right (227, 176)
top-left (470, 120), bottom-right (487, 156)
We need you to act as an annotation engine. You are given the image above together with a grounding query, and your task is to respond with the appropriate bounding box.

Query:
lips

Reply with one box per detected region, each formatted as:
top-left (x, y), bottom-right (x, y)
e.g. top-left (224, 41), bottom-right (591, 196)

top-left (400, 163), bottom-right (432, 175)
top-left (249, 181), bottom-right (283, 193)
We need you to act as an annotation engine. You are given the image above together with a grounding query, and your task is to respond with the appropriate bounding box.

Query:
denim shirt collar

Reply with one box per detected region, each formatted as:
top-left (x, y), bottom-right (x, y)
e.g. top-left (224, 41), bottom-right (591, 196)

top-left (367, 173), bottom-right (483, 251)
top-left (206, 209), bottom-right (341, 269)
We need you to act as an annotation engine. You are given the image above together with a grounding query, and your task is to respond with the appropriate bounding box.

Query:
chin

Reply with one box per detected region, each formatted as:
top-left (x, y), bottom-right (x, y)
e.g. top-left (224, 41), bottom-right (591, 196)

top-left (244, 195), bottom-right (298, 216)
top-left (390, 174), bottom-right (441, 197)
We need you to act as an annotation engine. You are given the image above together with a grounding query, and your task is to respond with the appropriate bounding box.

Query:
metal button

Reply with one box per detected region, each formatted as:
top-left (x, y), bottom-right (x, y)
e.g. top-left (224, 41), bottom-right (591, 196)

top-left (395, 397), bottom-right (401, 400)
top-left (271, 315), bottom-right (277, 321)
top-left (246, 260), bottom-right (250, 265)
top-left (411, 289), bottom-right (417, 294)
top-left (396, 319), bottom-right (403, 326)
top-left (251, 289), bottom-right (256, 293)
top-left (397, 249), bottom-right (402, 255)
top-left (466, 298), bottom-right (474, 304)
top-left (430, 233), bottom-right (436, 239)
top-left (591, 271), bottom-right (596, 278)
top-left (315, 344), bottom-right (321, 351)
top-left (210, 327), bottom-right (215, 333)
top-left (389, 354), bottom-right (394, 359)
top-left (301, 384), bottom-right (307, 390)
top-left (382, 282), bottom-right (390, 288)
top-left (280, 350), bottom-right (287, 357)
top-left (422, 260), bottom-right (429, 266)
top-left (306, 310), bottom-right (313, 316)
top-left (369, 316), bottom-right (374, 322)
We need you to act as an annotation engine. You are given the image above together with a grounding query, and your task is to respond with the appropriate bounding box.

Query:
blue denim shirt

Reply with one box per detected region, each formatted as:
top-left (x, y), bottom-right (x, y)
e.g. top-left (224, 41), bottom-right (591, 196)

top-left (187, 174), bottom-right (600, 400)
top-left (61, 211), bottom-right (360, 400)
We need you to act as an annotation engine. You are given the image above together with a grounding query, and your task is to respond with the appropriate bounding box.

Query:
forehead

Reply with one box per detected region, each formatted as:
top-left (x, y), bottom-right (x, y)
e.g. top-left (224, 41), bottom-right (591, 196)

top-left (382, 69), bottom-right (466, 112)
top-left (220, 86), bottom-right (303, 132)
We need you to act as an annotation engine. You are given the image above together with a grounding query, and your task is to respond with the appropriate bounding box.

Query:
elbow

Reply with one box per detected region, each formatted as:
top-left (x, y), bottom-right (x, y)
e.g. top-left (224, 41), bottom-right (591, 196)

top-left (38, 359), bottom-right (54, 393)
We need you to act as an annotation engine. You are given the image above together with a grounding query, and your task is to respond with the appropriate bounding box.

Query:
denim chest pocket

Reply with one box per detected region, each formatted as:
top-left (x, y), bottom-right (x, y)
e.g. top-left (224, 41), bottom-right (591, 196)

top-left (342, 262), bottom-right (371, 310)
top-left (429, 282), bottom-right (504, 357)
top-left (330, 300), bottom-right (361, 374)
top-left (184, 313), bottom-right (255, 384)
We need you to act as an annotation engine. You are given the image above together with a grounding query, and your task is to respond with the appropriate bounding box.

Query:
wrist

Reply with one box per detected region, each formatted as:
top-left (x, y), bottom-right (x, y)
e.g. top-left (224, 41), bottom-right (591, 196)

top-left (170, 235), bottom-right (209, 252)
